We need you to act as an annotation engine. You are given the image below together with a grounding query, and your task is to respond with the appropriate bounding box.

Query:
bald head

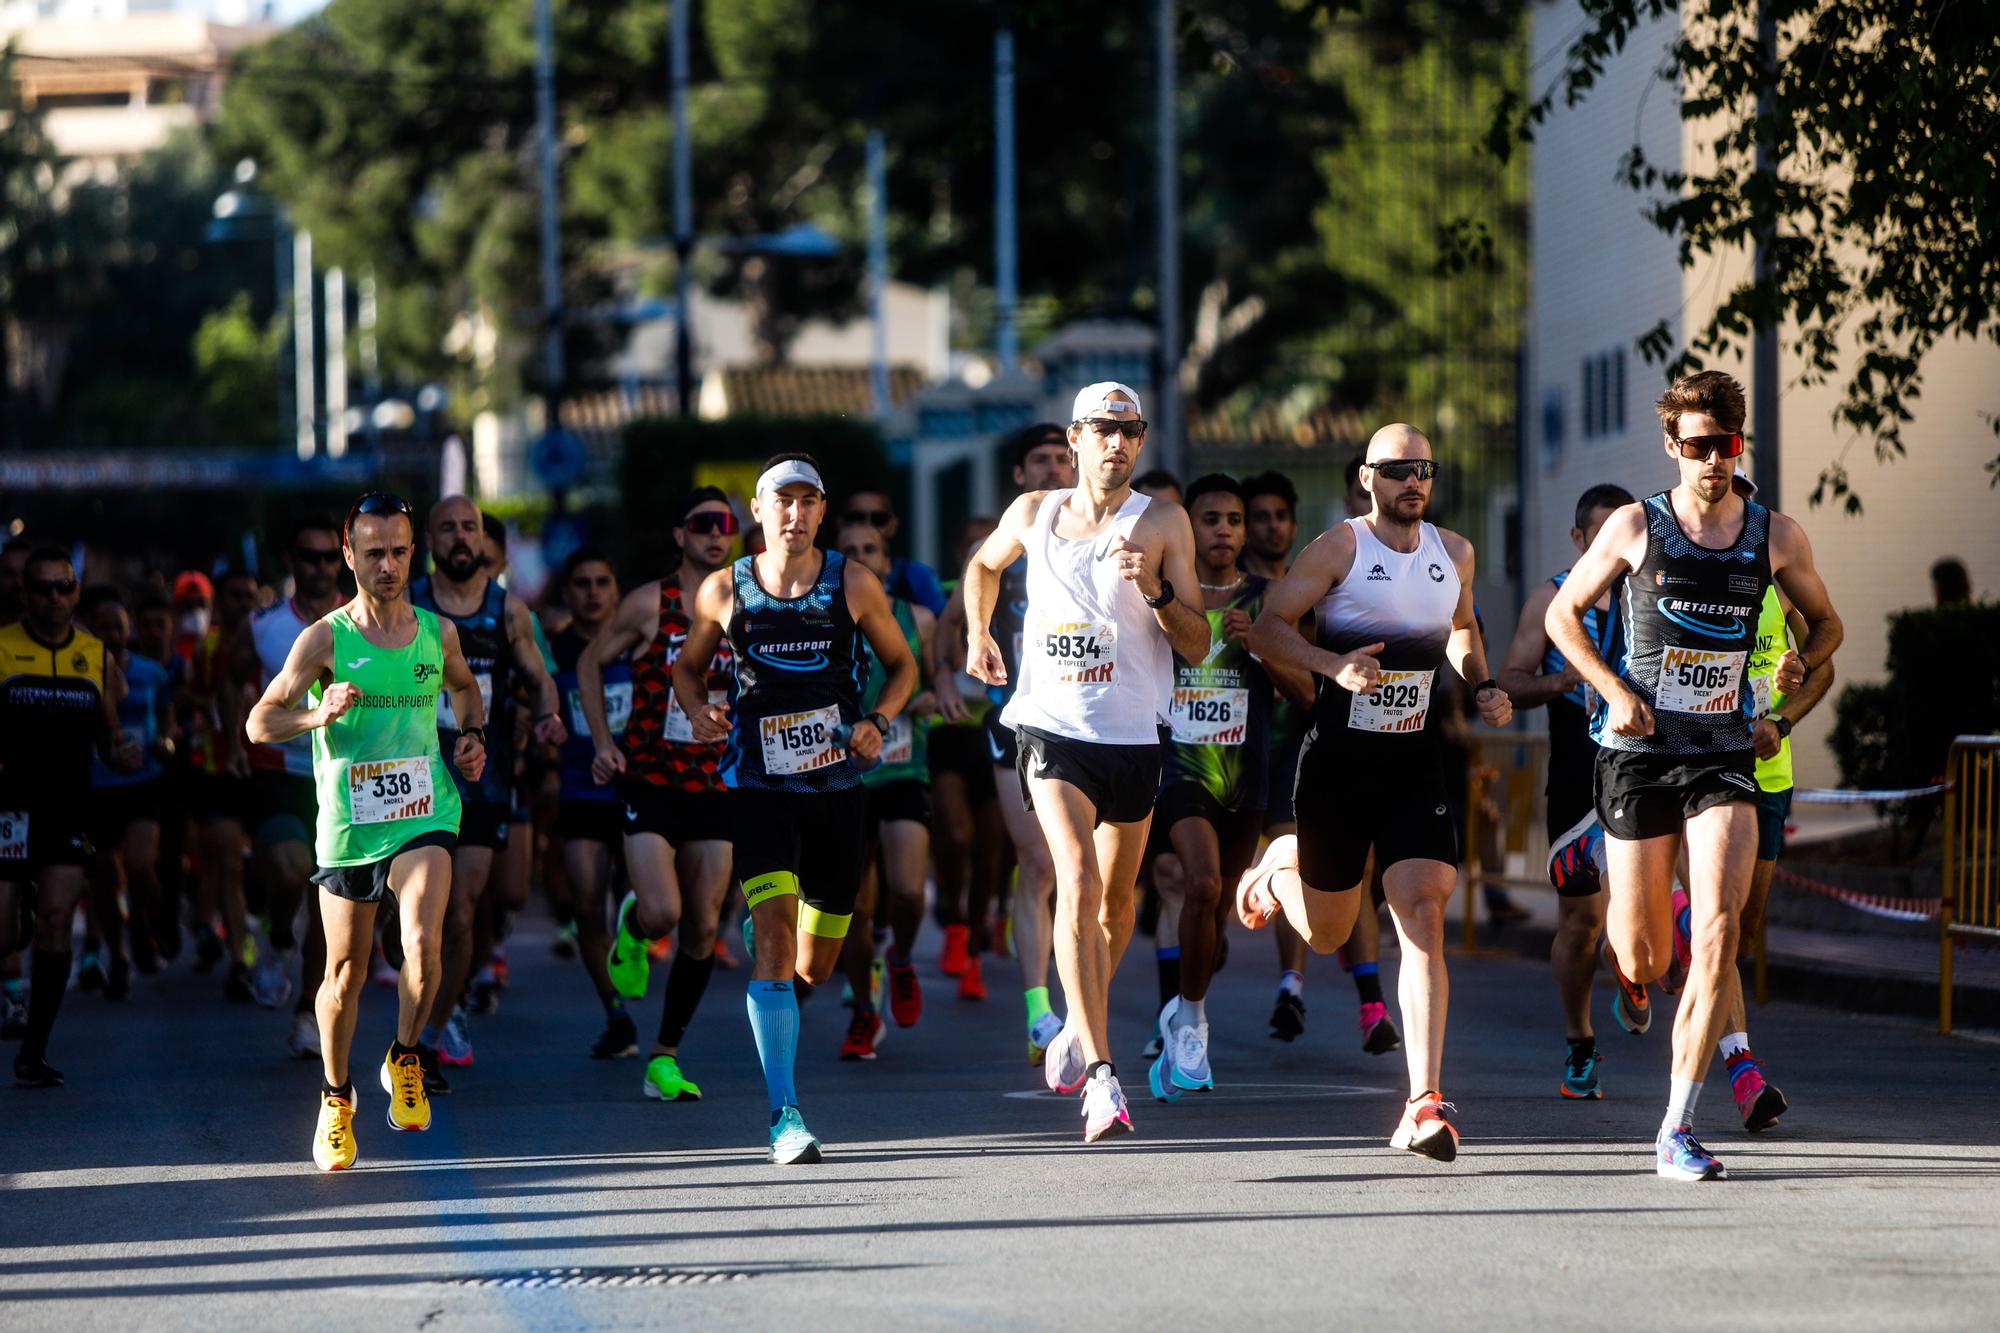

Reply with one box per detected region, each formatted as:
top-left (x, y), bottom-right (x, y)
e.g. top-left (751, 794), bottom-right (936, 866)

top-left (1365, 423), bottom-right (1432, 463)
top-left (428, 494), bottom-right (486, 582)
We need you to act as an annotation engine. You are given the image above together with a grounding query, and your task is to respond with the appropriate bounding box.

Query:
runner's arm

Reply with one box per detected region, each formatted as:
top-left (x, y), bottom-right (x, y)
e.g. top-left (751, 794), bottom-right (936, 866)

top-left (577, 582), bottom-right (653, 760)
top-left (1548, 504), bottom-right (1652, 737)
top-left (932, 585), bottom-right (970, 722)
top-left (962, 491), bottom-right (1042, 686)
top-left (1247, 525), bottom-right (1352, 680)
top-left (1497, 579), bottom-right (1572, 709)
top-left (848, 562), bottom-right (918, 742)
top-left (439, 619), bottom-right (488, 782)
top-left (1133, 503), bottom-right (1212, 666)
top-left (1769, 511), bottom-right (1843, 683)
top-left (246, 622), bottom-right (337, 744)
top-left (506, 592), bottom-right (566, 744)
top-left (909, 604), bottom-right (938, 719)
top-left (100, 655), bottom-right (142, 770)
top-left (672, 568), bottom-right (734, 741)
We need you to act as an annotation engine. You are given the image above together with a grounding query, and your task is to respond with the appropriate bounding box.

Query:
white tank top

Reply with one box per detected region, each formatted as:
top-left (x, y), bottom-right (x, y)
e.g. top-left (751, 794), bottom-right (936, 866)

top-left (1310, 517), bottom-right (1461, 741)
top-left (1000, 488), bottom-right (1172, 745)
top-left (251, 598), bottom-right (316, 777)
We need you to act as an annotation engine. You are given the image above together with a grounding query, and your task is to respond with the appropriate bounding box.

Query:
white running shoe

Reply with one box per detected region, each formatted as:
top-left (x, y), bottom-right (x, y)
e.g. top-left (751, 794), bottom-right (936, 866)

top-left (1043, 1018), bottom-right (1087, 1094)
top-left (1235, 835), bottom-right (1295, 929)
top-left (288, 1011), bottom-right (321, 1060)
top-left (438, 1005), bottom-right (474, 1068)
top-left (1081, 1065), bottom-right (1133, 1143)
top-left (249, 950), bottom-right (295, 1010)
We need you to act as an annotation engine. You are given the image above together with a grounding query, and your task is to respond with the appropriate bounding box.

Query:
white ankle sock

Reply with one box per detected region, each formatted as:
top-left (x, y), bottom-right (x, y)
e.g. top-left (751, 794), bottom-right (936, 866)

top-left (1662, 1076), bottom-right (1702, 1135)
top-left (1278, 971), bottom-right (1303, 998)
top-left (1176, 996), bottom-right (1206, 1028)
top-left (1718, 1031), bottom-right (1750, 1060)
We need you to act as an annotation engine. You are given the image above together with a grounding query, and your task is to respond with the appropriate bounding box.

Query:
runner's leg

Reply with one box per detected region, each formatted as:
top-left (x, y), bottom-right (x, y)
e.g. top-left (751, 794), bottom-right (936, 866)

top-left (391, 845), bottom-right (456, 1047)
top-left (1672, 802), bottom-right (1755, 1084)
top-left (316, 888), bottom-right (379, 1089)
top-left (1380, 858), bottom-right (1458, 1098)
top-left (1553, 890), bottom-right (1605, 1040)
top-left (656, 840), bottom-right (730, 1057)
top-left (425, 845), bottom-right (493, 1036)
top-left (1030, 777), bottom-right (1114, 1063)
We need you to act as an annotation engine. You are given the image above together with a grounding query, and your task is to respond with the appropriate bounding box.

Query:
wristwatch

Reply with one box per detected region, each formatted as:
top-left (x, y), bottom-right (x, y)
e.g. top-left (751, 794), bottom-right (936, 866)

top-left (1142, 579), bottom-right (1175, 610)
top-left (864, 711), bottom-right (891, 735)
top-left (1772, 715), bottom-right (1793, 739)
top-left (1475, 678), bottom-right (1499, 694)
top-left (459, 725), bottom-right (487, 746)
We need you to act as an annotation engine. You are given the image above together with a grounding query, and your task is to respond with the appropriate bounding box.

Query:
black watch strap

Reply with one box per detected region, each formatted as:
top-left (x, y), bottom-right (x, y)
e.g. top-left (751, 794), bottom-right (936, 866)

top-left (1475, 678), bottom-right (1498, 694)
top-left (865, 711), bottom-right (891, 734)
top-left (1773, 714), bottom-right (1793, 738)
top-left (459, 725), bottom-right (486, 744)
top-left (1142, 579), bottom-right (1175, 610)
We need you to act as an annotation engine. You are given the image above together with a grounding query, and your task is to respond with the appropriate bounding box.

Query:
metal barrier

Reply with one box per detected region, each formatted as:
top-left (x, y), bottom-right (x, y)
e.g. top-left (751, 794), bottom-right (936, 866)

top-left (1941, 735), bottom-right (2000, 1034)
top-left (1460, 730), bottom-right (1551, 950)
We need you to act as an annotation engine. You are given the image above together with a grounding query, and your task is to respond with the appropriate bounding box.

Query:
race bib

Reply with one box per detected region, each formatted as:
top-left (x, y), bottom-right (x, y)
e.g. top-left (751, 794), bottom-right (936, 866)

top-left (759, 705), bottom-right (843, 775)
top-left (1748, 673), bottom-right (1774, 718)
top-left (1655, 648), bottom-right (1746, 715)
top-left (665, 690), bottom-right (730, 744)
top-left (347, 756), bottom-right (436, 826)
top-left (0, 810), bottom-right (27, 861)
top-left (567, 681), bottom-right (633, 739)
top-left (880, 714), bottom-right (915, 765)
top-left (1348, 669), bottom-right (1434, 734)
top-left (1037, 619), bottom-right (1117, 684)
top-left (437, 671), bottom-right (493, 730)
top-left (1168, 686), bottom-right (1249, 745)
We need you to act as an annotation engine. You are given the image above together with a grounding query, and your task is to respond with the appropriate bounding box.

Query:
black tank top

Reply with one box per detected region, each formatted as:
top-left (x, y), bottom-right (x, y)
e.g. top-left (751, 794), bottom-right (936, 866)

top-left (1601, 492), bottom-right (1770, 757)
top-left (723, 551), bottom-right (866, 793)
top-left (987, 556), bottom-right (1030, 706)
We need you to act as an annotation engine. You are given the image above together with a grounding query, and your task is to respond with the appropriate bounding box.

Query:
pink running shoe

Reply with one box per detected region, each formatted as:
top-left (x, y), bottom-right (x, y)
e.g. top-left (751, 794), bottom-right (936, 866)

top-left (1726, 1048), bottom-right (1787, 1132)
top-left (1358, 1000), bottom-right (1402, 1055)
top-left (1081, 1066), bottom-right (1133, 1143)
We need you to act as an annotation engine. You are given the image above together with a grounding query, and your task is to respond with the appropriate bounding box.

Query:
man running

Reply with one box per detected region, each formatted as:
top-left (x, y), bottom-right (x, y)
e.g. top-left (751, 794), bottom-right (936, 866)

top-left (1239, 424), bottom-right (1512, 1162)
top-left (840, 485), bottom-right (947, 615)
top-left (409, 496), bottom-right (563, 1077)
top-left (676, 453), bottom-right (917, 1163)
top-left (580, 488), bottom-right (740, 1103)
top-left (1, 549), bottom-right (140, 1085)
top-left (1498, 483), bottom-right (1635, 1100)
top-left (1148, 474), bottom-right (1313, 1102)
top-left (941, 422), bottom-right (1077, 1065)
top-left (249, 491), bottom-right (486, 1172)
top-left (1547, 371), bottom-right (1841, 1181)
top-left (232, 516), bottom-right (347, 1058)
top-left (967, 383), bottom-right (1208, 1142)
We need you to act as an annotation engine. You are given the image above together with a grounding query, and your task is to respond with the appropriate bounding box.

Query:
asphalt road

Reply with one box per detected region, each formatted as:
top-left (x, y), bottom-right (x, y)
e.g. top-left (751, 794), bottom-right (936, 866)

top-left (5, 906), bottom-right (1999, 1331)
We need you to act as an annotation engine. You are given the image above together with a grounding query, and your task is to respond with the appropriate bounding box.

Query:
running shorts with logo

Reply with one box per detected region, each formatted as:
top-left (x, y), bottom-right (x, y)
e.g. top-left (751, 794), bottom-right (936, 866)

top-left (621, 784), bottom-right (730, 848)
top-left (1593, 493), bottom-right (1771, 839)
top-left (1016, 726), bottom-right (1161, 827)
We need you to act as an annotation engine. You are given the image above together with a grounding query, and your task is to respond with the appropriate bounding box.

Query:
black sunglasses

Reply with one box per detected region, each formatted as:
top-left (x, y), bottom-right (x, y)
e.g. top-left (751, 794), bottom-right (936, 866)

top-left (344, 491), bottom-right (414, 538)
top-left (1079, 418), bottom-right (1148, 440)
top-left (682, 511), bottom-right (740, 536)
top-left (26, 577), bottom-right (76, 597)
top-left (1370, 459), bottom-right (1438, 482)
top-left (1674, 432), bottom-right (1745, 461)
top-left (292, 547), bottom-right (342, 565)
top-left (843, 509), bottom-right (893, 528)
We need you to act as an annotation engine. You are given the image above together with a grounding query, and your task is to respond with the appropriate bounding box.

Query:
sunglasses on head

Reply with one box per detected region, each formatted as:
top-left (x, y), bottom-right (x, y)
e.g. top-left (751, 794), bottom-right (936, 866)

top-left (1674, 432), bottom-right (1746, 461)
top-left (843, 509), bottom-right (893, 528)
top-left (1370, 459), bottom-right (1437, 482)
top-left (681, 510), bottom-right (740, 536)
top-left (1079, 418), bottom-right (1147, 440)
top-left (344, 491), bottom-right (414, 537)
top-left (26, 577), bottom-right (76, 597)
top-left (292, 547), bottom-right (341, 565)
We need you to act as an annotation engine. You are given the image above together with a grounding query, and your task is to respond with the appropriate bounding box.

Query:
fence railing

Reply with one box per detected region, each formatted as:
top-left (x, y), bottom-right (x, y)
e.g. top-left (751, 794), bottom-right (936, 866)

top-left (1941, 735), bottom-right (2000, 1035)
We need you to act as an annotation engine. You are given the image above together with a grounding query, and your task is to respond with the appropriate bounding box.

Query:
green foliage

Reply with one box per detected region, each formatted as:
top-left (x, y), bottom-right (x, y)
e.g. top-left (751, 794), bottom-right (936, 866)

top-left (1829, 603), bottom-right (2000, 794)
top-left (1503, 0), bottom-right (2000, 507)
top-left (192, 294), bottom-right (284, 443)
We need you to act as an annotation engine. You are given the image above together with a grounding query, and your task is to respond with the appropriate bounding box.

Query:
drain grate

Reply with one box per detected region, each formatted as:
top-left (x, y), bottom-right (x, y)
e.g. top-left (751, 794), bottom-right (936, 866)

top-left (438, 1266), bottom-right (753, 1290)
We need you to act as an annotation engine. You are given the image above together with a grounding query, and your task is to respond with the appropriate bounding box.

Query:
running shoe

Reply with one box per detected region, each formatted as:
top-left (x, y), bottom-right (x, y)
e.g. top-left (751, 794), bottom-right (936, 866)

top-left (1661, 884), bottom-right (1692, 995)
top-left (1269, 991), bottom-right (1306, 1042)
top-left (939, 923), bottom-right (971, 977)
top-left (606, 893), bottom-right (651, 1000)
top-left (193, 925), bottom-right (223, 974)
top-left (1043, 1019), bottom-right (1087, 1094)
top-left (379, 1048), bottom-right (432, 1132)
top-left (1, 993), bottom-right (27, 1040)
top-left (868, 957), bottom-right (885, 1012)
top-left (104, 954), bottom-right (132, 1001)
top-left (1560, 1042), bottom-right (1603, 1099)
top-left (1235, 835), bottom-right (1295, 929)
top-left (888, 959), bottom-right (923, 1028)
top-left (466, 967), bottom-right (501, 1016)
top-left (490, 948), bottom-right (509, 990)
top-left (288, 1012), bottom-right (321, 1061)
top-left (1359, 1000), bottom-right (1402, 1055)
top-left (417, 1041), bottom-right (451, 1095)
top-left (590, 1012), bottom-right (640, 1060)
top-left (1655, 1126), bottom-right (1726, 1181)
top-left (1081, 1066), bottom-right (1134, 1143)
top-left (647, 934), bottom-right (673, 963)
top-left (1390, 1092), bottom-right (1459, 1162)
top-left (312, 1088), bottom-right (358, 1172)
top-left (550, 919), bottom-right (579, 958)
top-left (1150, 997), bottom-right (1213, 1100)
top-left (642, 1054), bottom-right (703, 1102)
top-left (1546, 810), bottom-right (1606, 895)
top-left (769, 1105), bottom-right (823, 1165)
top-left (1027, 1011), bottom-right (1064, 1067)
top-left (1726, 1049), bottom-right (1787, 1132)
top-left (77, 949), bottom-right (105, 992)
top-left (1601, 937), bottom-right (1652, 1035)
top-left (438, 1005), bottom-right (474, 1068)
top-left (223, 960), bottom-right (254, 1003)
top-left (14, 1057), bottom-right (63, 1088)
top-left (839, 1009), bottom-right (884, 1061)
top-left (250, 950), bottom-right (294, 1009)
top-left (958, 954), bottom-right (987, 1001)
top-left (1147, 999), bottom-right (1184, 1103)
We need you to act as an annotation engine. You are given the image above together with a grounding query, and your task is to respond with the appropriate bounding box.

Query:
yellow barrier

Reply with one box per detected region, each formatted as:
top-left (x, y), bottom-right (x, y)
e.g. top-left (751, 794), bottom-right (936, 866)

top-left (1941, 735), bottom-right (2000, 1035)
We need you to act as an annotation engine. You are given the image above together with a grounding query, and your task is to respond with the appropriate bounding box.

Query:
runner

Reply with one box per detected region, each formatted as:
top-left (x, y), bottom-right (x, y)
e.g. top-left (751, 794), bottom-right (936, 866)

top-left (1497, 483), bottom-right (1635, 1099)
top-left (180, 568), bottom-right (257, 996)
top-left (1148, 475), bottom-right (1313, 1102)
top-left (579, 488), bottom-right (740, 1103)
top-left (247, 491), bottom-right (484, 1171)
top-left (833, 519), bottom-right (937, 1059)
top-left (409, 496), bottom-right (563, 1077)
top-left (1547, 371), bottom-right (1842, 1181)
top-left (840, 485), bottom-right (947, 614)
top-left (675, 453), bottom-right (917, 1163)
top-left (1239, 423), bottom-right (1513, 1161)
top-left (232, 517), bottom-right (347, 1058)
top-left (1, 549), bottom-right (140, 1085)
top-left (966, 383), bottom-right (1208, 1142)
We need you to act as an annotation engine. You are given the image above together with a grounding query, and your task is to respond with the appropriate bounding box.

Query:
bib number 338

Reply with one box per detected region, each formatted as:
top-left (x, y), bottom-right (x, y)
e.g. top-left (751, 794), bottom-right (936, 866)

top-left (348, 757), bottom-right (435, 825)
top-left (760, 705), bottom-right (843, 775)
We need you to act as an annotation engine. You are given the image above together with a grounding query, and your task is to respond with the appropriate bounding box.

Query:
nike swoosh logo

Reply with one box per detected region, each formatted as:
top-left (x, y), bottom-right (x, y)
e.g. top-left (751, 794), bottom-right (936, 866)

top-left (346, 658), bottom-right (371, 669)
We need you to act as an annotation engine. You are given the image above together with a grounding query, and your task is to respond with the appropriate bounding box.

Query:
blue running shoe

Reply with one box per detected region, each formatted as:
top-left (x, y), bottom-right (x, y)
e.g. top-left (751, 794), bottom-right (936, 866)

top-left (769, 1105), bottom-right (823, 1165)
top-left (1147, 997), bottom-right (1184, 1103)
top-left (1656, 1126), bottom-right (1726, 1181)
top-left (1547, 811), bottom-right (1606, 894)
top-left (1560, 1042), bottom-right (1602, 1099)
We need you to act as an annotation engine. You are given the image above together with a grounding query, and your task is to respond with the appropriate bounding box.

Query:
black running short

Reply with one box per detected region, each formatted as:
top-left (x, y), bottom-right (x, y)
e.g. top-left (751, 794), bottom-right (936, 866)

top-left (457, 800), bottom-right (511, 851)
top-left (1157, 781), bottom-right (1266, 884)
top-left (1263, 736), bottom-right (1302, 830)
top-left (312, 830), bottom-right (459, 904)
top-left (1293, 742), bottom-right (1457, 892)
top-left (1544, 700), bottom-right (1597, 845)
top-left (983, 709), bottom-right (1020, 770)
top-left (864, 778), bottom-right (931, 831)
top-left (928, 722), bottom-right (998, 802)
top-left (1016, 726), bottom-right (1162, 827)
top-left (621, 784), bottom-right (731, 848)
top-left (732, 785), bottom-right (866, 939)
top-left (0, 792), bottom-right (91, 874)
top-left (1755, 786), bottom-right (1792, 864)
top-left (555, 798), bottom-right (623, 846)
top-left (1594, 747), bottom-right (1759, 842)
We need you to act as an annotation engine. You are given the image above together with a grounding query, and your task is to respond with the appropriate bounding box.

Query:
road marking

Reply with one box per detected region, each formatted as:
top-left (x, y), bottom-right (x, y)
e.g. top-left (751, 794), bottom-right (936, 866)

top-left (1003, 1081), bottom-right (1392, 1102)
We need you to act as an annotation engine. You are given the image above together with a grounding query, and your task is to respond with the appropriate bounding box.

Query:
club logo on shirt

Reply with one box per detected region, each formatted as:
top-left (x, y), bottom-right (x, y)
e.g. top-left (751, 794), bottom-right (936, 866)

top-left (1728, 574), bottom-right (1761, 596)
top-left (1428, 562), bottom-right (1445, 583)
top-left (71, 652), bottom-right (87, 672)
top-left (1366, 563), bottom-right (1392, 582)
top-left (413, 663), bottom-right (440, 683)
top-left (1655, 572), bottom-right (1698, 588)
top-left (747, 640), bottom-right (833, 672)
top-left (1659, 599), bottom-right (1752, 637)
top-left (346, 657), bottom-right (372, 669)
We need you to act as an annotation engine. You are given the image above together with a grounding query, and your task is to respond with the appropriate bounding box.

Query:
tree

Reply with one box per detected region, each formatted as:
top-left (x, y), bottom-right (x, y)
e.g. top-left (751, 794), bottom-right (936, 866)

top-left (1500, 0), bottom-right (2000, 508)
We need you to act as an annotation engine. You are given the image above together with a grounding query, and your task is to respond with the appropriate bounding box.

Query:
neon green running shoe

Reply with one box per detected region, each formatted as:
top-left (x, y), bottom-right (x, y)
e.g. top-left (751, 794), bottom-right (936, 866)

top-left (606, 893), bottom-right (650, 1001)
top-left (641, 1053), bottom-right (703, 1102)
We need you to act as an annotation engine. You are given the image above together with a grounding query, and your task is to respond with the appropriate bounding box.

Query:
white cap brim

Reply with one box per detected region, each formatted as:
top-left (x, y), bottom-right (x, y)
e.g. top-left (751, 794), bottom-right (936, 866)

top-left (756, 460), bottom-right (827, 496)
top-left (1071, 381), bottom-right (1144, 422)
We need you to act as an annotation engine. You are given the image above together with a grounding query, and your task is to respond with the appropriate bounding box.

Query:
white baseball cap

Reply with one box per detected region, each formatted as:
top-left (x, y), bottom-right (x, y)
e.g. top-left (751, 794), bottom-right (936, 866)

top-left (1070, 382), bottom-right (1144, 423)
top-left (756, 458), bottom-right (827, 497)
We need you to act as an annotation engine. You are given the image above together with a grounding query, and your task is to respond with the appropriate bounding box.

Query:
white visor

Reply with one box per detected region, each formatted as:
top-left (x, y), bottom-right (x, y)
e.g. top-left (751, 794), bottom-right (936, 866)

top-left (756, 460), bottom-right (827, 497)
top-left (1070, 381), bottom-right (1144, 422)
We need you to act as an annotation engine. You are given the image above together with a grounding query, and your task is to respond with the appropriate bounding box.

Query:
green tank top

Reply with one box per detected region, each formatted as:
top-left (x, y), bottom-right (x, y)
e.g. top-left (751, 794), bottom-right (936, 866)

top-left (862, 597), bottom-right (929, 787)
top-left (312, 607), bottom-right (464, 865)
top-left (1747, 585), bottom-right (1792, 793)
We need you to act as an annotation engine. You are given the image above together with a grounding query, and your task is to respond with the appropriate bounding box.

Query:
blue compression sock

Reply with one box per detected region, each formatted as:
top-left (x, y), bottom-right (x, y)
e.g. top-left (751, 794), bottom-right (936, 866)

top-left (746, 980), bottom-right (800, 1114)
